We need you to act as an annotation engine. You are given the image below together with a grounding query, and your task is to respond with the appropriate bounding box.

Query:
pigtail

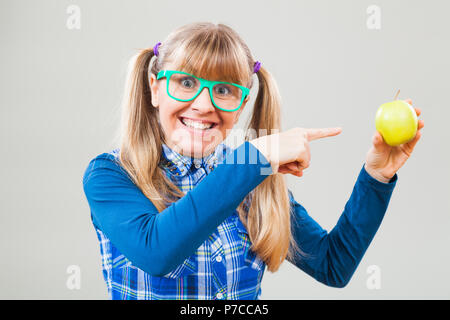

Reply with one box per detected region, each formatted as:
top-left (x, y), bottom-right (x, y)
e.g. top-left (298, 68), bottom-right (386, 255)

top-left (116, 46), bottom-right (185, 212)
top-left (240, 64), bottom-right (304, 272)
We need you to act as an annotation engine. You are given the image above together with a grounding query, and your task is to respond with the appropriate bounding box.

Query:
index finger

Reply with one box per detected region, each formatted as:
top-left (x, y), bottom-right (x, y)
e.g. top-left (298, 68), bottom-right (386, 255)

top-left (306, 127), bottom-right (343, 141)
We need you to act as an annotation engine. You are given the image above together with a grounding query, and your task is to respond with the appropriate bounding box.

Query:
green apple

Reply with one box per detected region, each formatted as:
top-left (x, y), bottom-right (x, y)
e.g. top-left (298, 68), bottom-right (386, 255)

top-left (375, 100), bottom-right (418, 146)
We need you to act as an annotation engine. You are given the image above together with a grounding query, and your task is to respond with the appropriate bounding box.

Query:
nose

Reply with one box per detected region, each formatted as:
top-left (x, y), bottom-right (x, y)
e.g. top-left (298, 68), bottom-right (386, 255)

top-left (190, 87), bottom-right (215, 113)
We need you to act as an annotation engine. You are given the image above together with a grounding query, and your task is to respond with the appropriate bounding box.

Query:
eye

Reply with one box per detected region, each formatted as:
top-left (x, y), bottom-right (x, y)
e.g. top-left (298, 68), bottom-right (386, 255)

top-left (180, 77), bottom-right (196, 89)
top-left (215, 84), bottom-right (231, 96)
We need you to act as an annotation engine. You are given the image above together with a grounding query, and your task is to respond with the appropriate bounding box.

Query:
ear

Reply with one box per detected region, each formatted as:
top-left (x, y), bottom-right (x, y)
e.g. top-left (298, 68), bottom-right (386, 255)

top-left (149, 73), bottom-right (160, 108)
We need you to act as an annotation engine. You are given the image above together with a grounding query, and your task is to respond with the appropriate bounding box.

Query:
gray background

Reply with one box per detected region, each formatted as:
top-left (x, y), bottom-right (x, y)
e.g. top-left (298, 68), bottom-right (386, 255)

top-left (1, 0), bottom-right (449, 299)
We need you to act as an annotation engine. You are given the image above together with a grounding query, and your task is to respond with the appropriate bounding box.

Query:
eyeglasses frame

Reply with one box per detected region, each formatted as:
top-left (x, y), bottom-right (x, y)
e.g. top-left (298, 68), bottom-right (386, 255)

top-left (156, 70), bottom-right (250, 112)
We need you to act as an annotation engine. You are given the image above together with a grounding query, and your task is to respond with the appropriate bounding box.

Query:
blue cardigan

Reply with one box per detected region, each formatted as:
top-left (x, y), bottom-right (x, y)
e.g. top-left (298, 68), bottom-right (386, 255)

top-left (83, 141), bottom-right (397, 288)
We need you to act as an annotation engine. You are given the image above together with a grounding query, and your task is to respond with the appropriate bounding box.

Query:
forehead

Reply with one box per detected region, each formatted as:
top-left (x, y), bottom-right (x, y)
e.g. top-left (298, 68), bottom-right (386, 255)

top-left (163, 62), bottom-right (231, 83)
top-left (163, 52), bottom-right (250, 86)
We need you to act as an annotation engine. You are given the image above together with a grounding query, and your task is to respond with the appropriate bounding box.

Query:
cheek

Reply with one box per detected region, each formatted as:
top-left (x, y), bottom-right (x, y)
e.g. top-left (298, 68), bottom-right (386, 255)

top-left (220, 113), bottom-right (238, 128)
top-left (215, 114), bottom-right (238, 141)
top-left (158, 101), bottom-right (183, 124)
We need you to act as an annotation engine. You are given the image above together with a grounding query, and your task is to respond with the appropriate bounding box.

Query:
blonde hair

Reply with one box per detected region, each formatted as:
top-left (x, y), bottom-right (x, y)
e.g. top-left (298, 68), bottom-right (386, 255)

top-left (113, 22), bottom-right (302, 272)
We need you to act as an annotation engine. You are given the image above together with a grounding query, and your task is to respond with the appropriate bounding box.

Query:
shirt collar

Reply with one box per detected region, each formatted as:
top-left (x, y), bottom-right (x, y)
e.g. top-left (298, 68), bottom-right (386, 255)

top-left (160, 142), bottom-right (230, 177)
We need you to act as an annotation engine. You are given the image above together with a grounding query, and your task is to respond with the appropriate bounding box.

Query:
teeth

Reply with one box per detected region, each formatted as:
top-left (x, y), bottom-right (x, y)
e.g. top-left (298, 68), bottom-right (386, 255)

top-left (181, 118), bottom-right (214, 130)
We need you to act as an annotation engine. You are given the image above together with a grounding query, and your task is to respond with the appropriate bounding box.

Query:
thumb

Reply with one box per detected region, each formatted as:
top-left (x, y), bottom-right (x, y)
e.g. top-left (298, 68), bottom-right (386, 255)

top-left (373, 131), bottom-right (389, 150)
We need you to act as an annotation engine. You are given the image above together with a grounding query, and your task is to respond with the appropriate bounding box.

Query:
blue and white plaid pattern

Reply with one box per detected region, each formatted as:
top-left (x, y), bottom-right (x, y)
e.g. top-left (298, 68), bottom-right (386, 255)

top-left (93, 141), bottom-right (265, 300)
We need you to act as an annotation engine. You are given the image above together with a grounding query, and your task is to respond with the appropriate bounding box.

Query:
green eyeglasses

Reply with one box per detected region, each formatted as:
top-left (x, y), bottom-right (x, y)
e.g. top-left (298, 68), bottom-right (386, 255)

top-left (156, 70), bottom-right (250, 112)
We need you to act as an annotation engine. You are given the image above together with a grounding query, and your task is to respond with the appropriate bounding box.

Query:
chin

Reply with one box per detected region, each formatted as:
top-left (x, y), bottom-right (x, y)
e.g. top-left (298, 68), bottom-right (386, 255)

top-left (175, 139), bottom-right (214, 158)
top-left (167, 122), bottom-right (226, 157)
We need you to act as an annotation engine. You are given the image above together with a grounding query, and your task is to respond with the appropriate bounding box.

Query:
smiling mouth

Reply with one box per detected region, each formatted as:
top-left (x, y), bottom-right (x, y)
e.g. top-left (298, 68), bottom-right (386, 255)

top-left (178, 117), bottom-right (218, 130)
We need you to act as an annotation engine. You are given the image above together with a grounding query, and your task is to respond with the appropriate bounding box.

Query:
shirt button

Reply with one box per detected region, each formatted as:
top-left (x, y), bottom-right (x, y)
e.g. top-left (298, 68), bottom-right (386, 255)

top-left (194, 162), bottom-right (201, 169)
top-left (215, 255), bottom-right (222, 263)
top-left (216, 292), bottom-right (223, 299)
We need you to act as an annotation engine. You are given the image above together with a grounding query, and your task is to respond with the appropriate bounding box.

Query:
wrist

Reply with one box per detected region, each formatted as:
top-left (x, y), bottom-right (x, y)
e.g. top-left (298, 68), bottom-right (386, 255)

top-left (364, 164), bottom-right (392, 183)
top-left (248, 139), bottom-right (278, 174)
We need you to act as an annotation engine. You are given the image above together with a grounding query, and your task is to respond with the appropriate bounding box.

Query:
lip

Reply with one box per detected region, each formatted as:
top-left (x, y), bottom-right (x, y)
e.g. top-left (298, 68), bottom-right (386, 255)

top-left (179, 116), bottom-right (219, 125)
top-left (178, 117), bottom-right (218, 135)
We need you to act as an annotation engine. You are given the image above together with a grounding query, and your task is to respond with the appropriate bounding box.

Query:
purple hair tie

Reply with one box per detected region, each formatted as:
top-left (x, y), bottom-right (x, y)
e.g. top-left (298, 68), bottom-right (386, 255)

top-left (153, 42), bottom-right (161, 56)
top-left (253, 61), bottom-right (261, 74)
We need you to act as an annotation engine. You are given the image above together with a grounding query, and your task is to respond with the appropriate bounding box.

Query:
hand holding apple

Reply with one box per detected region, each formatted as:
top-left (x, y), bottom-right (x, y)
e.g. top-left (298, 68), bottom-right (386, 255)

top-left (364, 98), bottom-right (424, 183)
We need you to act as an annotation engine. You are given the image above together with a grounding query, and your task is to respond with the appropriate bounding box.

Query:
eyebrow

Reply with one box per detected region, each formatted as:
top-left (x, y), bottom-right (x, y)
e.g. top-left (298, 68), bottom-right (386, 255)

top-left (166, 68), bottom-right (247, 87)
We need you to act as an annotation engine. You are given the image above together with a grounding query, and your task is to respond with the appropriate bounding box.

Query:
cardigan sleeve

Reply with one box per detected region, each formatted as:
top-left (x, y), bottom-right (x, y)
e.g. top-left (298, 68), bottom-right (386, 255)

top-left (287, 163), bottom-right (398, 288)
top-left (82, 141), bottom-right (271, 277)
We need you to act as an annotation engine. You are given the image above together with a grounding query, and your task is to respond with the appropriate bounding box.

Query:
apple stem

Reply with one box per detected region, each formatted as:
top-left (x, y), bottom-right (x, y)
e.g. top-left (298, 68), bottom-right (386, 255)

top-left (394, 89), bottom-right (400, 100)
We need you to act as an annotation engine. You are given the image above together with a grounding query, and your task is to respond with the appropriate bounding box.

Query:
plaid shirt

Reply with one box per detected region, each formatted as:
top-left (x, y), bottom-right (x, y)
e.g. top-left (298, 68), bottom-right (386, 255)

top-left (94, 142), bottom-right (265, 300)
